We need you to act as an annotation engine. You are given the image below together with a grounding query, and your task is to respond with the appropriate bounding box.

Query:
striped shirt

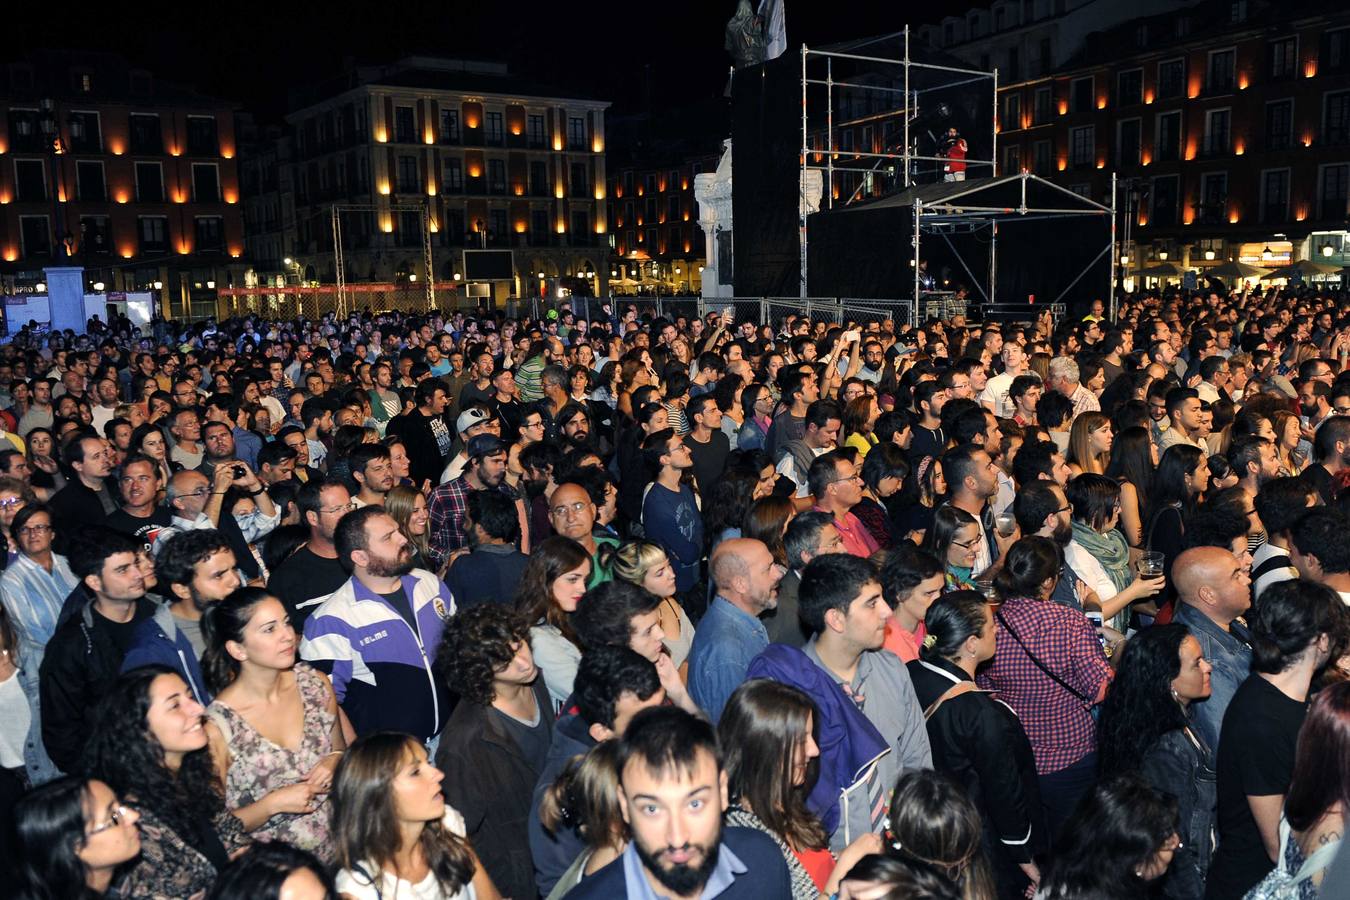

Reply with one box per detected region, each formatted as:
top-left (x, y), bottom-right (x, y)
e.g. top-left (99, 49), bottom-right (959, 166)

top-left (0, 552), bottom-right (77, 666)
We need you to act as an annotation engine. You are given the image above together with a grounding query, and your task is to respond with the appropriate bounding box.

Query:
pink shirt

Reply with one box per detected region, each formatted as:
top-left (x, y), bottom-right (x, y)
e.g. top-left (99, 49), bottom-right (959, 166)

top-left (817, 508), bottom-right (880, 559)
top-left (884, 619), bottom-right (926, 663)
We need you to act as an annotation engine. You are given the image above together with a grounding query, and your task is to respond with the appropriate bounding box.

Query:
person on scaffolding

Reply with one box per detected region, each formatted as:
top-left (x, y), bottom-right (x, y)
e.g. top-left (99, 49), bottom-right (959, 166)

top-left (942, 126), bottom-right (968, 182)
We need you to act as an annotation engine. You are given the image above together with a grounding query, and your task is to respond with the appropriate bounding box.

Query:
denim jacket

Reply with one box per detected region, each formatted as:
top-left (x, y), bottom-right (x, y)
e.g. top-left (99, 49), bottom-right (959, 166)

top-left (1173, 603), bottom-right (1252, 753)
top-left (1139, 725), bottom-right (1216, 900)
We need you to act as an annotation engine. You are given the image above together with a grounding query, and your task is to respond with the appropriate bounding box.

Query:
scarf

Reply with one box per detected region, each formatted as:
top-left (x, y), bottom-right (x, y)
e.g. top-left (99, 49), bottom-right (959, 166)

top-left (1071, 520), bottom-right (1132, 594)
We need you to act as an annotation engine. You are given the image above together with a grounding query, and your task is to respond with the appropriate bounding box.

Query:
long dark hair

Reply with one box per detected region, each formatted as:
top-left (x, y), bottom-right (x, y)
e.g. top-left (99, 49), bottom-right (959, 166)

top-left (206, 841), bottom-right (338, 900)
top-left (514, 535), bottom-right (590, 647)
top-left (920, 591), bottom-right (989, 663)
top-left (83, 666), bottom-right (225, 860)
top-left (201, 587), bottom-right (285, 694)
top-left (1105, 425), bottom-right (1154, 492)
top-left (12, 777), bottom-right (104, 900)
top-left (1147, 444), bottom-right (1203, 525)
top-left (993, 536), bottom-right (1061, 601)
top-left (742, 495), bottom-right (795, 566)
top-left (719, 679), bottom-right (828, 852)
top-left (885, 770), bottom-right (996, 899)
top-left (1285, 681), bottom-right (1350, 832)
top-left (702, 450), bottom-right (770, 548)
top-left (1096, 625), bottom-right (1191, 774)
top-left (331, 732), bottom-right (474, 893)
top-left (1038, 774), bottom-right (1179, 899)
top-left (922, 505), bottom-right (978, 568)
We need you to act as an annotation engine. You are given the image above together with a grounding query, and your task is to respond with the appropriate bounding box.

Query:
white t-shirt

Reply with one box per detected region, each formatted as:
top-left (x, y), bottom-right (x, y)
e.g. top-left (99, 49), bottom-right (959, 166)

top-left (980, 372), bottom-right (1015, 418)
top-left (335, 807), bottom-right (477, 900)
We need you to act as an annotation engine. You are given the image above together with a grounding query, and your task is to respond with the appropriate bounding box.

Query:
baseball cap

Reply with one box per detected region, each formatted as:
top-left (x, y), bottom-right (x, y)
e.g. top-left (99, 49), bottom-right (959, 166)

top-left (466, 434), bottom-right (508, 460)
top-left (456, 407), bottom-right (491, 434)
top-left (546, 309), bottom-right (560, 321)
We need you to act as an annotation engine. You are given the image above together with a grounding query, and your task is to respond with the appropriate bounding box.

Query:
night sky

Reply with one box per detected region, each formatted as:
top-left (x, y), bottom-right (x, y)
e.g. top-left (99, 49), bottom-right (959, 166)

top-left (17, 0), bottom-right (978, 120)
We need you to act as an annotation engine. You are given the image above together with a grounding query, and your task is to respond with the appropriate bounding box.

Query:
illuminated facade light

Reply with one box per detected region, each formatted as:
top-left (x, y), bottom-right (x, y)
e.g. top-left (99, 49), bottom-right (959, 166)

top-left (374, 127), bottom-right (388, 143)
top-left (378, 182), bottom-right (391, 195)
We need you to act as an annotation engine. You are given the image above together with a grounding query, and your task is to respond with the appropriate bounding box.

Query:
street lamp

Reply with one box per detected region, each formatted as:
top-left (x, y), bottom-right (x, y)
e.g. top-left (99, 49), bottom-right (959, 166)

top-left (1323, 243), bottom-right (1336, 258)
top-left (1204, 249), bottom-right (1216, 261)
top-left (1158, 249), bottom-right (1169, 261)
top-left (92, 281), bottom-right (105, 292)
top-left (1119, 254), bottom-right (1129, 265)
top-left (16, 99), bottom-right (83, 260)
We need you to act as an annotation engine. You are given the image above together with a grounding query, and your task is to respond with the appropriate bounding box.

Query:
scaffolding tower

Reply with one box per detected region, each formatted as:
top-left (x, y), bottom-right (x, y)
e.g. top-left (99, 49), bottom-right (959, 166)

top-left (331, 201), bottom-right (436, 316)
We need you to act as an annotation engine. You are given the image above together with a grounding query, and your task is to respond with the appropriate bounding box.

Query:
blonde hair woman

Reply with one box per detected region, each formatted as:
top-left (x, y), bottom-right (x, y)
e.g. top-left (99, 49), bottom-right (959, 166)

top-left (608, 541), bottom-right (695, 675)
top-left (1067, 411), bottom-right (1113, 477)
top-left (384, 485), bottom-right (439, 574)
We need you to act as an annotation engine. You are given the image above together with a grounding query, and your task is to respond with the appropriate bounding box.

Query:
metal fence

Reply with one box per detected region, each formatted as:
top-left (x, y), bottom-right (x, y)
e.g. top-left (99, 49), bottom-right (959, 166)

top-left (215, 283), bottom-right (456, 322)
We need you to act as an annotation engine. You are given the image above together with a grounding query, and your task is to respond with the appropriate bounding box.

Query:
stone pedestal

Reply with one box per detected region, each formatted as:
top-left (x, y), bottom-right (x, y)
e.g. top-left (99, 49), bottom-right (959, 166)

top-left (43, 266), bottom-right (86, 334)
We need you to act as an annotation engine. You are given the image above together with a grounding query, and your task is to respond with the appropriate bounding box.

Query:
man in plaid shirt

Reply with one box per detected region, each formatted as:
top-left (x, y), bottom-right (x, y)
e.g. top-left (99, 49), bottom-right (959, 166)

top-left (428, 435), bottom-right (521, 561)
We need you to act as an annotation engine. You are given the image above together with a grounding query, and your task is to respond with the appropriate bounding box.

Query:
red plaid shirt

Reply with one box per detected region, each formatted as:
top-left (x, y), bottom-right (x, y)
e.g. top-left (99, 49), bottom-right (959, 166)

top-left (427, 476), bottom-right (516, 560)
top-left (977, 596), bottom-right (1112, 774)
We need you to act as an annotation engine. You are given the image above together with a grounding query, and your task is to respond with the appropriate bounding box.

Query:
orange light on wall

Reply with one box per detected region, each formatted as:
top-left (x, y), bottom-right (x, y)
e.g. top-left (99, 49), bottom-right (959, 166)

top-left (636, 185), bottom-right (644, 196)
top-left (515, 221), bottom-right (527, 233)
top-left (658, 179), bottom-right (667, 192)
top-left (994, 122), bottom-right (1001, 134)
top-left (57, 188), bottom-right (67, 202)
top-left (1144, 90), bottom-right (1155, 104)
top-left (592, 138), bottom-right (604, 153)
top-left (0, 139), bottom-right (7, 154)
top-left (173, 190), bottom-right (186, 203)
top-left (120, 247), bottom-right (135, 259)
top-left (378, 181), bottom-right (391, 195)
top-left (169, 146), bottom-right (181, 157)
top-left (513, 184), bottom-right (525, 196)
top-left (374, 127), bottom-right (388, 143)
top-left (465, 113), bottom-right (480, 129)
top-left (221, 147), bottom-right (234, 159)
top-left (1096, 159), bottom-right (1106, 169)
top-left (424, 131), bottom-right (435, 145)
top-left (1096, 96), bottom-right (1107, 110)
top-left (556, 221), bottom-right (566, 234)
top-left (681, 178), bottom-right (689, 190)
top-left (1302, 132), bottom-right (1314, 147)
top-left (1057, 158), bottom-right (1067, 171)
top-left (0, 191), bottom-right (9, 204)
top-left (1021, 113), bottom-right (1032, 130)
top-left (1057, 99), bottom-right (1068, 115)
top-left (510, 124), bottom-right (522, 136)
top-left (595, 220), bottom-right (606, 234)
top-left (1137, 212), bottom-right (1148, 227)
top-left (682, 212), bottom-right (690, 222)
top-left (108, 139), bottom-right (123, 155)
top-left (1238, 73), bottom-right (1249, 90)
top-left (3, 248), bottom-right (15, 262)
top-left (1305, 59), bottom-right (1318, 78)
top-left (426, 182), bottom-right (437, 196)
top-left (230, 248), bottom-right (242, 258)
top-left (594, 185), bottom-right (605, 200)
top-left (1296, 206), bottom-right (1308, 221)
top-left (1141, 149), bottom-right (1152, 166)
top-left (224, 189), bottom-right (238, 203)
top-left (381, 216), bottom-right (393, 233)
top-left (1183, 205), bottom-right (1195, 225)
top-left (1234, 140), bottom-right (1245, 156)
top-left (429, 219), bottom-right (439, 233)
top-left (636, 216), bottom-right (644, 226)
top-left (1187, 75), bottom-right (1201, 99)
top-left (1228, 210), bottom-right (1240, 224)
top-left (178, 242), bottom-right (191, 255)
top-left (554, 184), bottom-right (564, 199)
top-left (1184, 140), bottom-right (1197, 161)
top-left (552, 136), bottom-right (563, 151)
top-left (115, 189), bottom-right (129, 203)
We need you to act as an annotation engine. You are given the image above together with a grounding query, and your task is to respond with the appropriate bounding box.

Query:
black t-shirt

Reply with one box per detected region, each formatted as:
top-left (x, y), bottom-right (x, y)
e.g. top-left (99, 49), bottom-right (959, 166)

top-left (104, 507), bottom-right (174, 545)
top-left (266, 546), bottom-right (352, 630)
top-left (491, 704), bottom-right (551, 773)
top-left (98, 608), bottom-right (147, 656)
top-left (1207, 674), bottom-right (1308, 899)
top-left (1302, 464), bottom-right (1336, 506)
top-left (378, 587), bottom-right (419, 633)
top-left (908, 424), bottom-right (946, 463)
top-left (687, 429), bottom-right (730, 497)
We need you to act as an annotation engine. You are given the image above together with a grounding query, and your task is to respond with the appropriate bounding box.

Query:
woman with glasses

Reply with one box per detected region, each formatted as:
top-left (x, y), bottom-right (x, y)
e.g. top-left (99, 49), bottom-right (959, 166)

top-left (84, 666), bottom-right (251, 898)
top-left (514, 536), bottom-right (592, 711)
top-left (202, 588), bottom-right (347, 862)
top-left (1096, 625), bottom-right (1216, 899)
top-left (0, 475), bottom-right (35, 567)
top-left (737, 381), bottom-right (774, 452)
top-left (11, 776), bottom-right (142, 900)
top-left (507, 402), bottom-right (550, 489)
top-left (922, 505), bottom-right (982, 592)
top-left (1035, 774), bottom-right (1181, 900)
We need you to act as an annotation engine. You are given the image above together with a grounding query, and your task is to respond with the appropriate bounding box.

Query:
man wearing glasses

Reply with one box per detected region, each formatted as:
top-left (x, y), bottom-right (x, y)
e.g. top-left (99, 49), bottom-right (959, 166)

top-left (267, 478), bottom-right (356, 629)
top-left (807, 450), bottom-right (878, 559)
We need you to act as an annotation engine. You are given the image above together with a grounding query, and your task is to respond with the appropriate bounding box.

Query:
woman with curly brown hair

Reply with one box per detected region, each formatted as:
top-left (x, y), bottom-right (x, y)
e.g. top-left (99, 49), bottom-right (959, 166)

top-left (433, 604), bottom-right (552, 900)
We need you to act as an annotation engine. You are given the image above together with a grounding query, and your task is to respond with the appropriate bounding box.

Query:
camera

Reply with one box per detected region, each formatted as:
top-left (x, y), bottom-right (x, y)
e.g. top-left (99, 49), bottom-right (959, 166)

top-left (232, 464), bottom-right (247, 478)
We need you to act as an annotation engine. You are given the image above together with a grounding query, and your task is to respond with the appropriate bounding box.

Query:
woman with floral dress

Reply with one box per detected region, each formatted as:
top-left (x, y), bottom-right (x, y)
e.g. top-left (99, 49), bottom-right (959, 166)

top-left (202, 587), bottom-right (347, 862)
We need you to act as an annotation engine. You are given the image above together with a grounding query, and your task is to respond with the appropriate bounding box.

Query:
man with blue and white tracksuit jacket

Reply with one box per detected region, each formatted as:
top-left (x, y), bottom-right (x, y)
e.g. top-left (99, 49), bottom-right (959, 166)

top-left (300, 506), bottom-right (454, 741)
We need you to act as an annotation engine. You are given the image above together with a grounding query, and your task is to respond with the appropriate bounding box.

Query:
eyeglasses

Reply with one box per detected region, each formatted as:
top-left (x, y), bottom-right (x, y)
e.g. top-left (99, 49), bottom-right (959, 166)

top-left (951, 537), bottom-right (979, 549)
top-left (18, 523), bottom-right (53, 535)
top-left (831, 473), bottom-right (864, 486)
top-left (0, 497), bottom-right (25, 509)
top-left (319, 502), bottom-right (356, 515)
top-left (87, 803), bottom-right (133, 837)
top-left (551, 501), bottom-right (589, 517)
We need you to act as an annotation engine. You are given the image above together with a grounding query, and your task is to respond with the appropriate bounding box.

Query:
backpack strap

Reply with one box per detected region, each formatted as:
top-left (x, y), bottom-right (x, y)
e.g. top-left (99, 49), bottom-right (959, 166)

top-left (996, 608), bottom-right (1093, 705)
top-left (922, 680), bottom-right (983, 719)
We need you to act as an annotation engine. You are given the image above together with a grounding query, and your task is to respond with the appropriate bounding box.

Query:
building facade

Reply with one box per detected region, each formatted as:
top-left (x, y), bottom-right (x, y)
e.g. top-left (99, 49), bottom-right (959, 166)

top-left (0, 51), bottom-right (246, 320)
top-left (991, 1), bottom-right (1350, 279)
top-left (278, 57), bottom-right (610, 304)
top-left (606, 151), bottom-right (719, 295)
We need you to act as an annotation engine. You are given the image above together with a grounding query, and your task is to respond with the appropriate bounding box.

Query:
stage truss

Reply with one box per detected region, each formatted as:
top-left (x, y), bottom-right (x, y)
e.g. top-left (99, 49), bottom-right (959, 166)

top-left (331, 202), bottom-right (436, 316)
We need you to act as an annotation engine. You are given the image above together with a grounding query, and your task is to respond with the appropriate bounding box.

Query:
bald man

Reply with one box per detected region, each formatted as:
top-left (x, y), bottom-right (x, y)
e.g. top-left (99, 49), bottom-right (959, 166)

top-left (547, 481), bottom-right (617, 587)
top-left (688, 538), bottom-right (784, 722)
top-left (1172, 546), bottom-right (1254, 752)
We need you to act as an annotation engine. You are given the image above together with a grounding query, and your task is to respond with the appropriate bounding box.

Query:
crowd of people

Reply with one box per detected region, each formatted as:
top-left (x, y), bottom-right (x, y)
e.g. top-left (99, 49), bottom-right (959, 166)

top-left (0, 290), bottom-right (1349, 900)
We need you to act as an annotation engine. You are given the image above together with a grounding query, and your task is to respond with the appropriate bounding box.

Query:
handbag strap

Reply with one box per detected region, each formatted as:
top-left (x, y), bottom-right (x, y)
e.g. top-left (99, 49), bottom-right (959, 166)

top-left (996, 608), bottom-right (1092, 704)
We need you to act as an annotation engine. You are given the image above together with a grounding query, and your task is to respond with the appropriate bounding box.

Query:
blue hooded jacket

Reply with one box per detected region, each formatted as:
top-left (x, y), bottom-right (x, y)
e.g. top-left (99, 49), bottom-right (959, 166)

top-left (120, 604), bottom-right (211, 705)
top-left (746, 644), bottom-right (888, 837)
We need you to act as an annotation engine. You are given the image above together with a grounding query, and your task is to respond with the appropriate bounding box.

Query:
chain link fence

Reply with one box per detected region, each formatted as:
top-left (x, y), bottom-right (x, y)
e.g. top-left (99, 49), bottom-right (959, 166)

top-left (215, 283), bottom-right (453, 322)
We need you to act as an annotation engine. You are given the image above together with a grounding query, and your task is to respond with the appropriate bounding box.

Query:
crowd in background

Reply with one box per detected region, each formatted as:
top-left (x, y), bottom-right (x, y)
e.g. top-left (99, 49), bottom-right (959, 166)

top-left (0, 287), bottom-right (1349, 900)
